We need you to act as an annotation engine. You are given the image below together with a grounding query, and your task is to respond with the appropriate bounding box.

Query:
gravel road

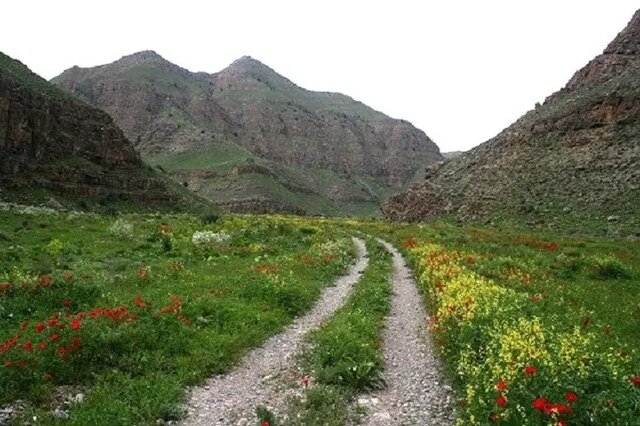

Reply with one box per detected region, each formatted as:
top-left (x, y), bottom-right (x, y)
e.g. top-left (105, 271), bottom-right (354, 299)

top-left (357, 239), bottom-right (454, 426)
top-left (181, 237), bottom-right (368, 426)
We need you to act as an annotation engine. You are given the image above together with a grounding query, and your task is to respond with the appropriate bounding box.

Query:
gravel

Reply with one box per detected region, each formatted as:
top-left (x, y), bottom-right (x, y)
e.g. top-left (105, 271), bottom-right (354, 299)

top-left (181, 237), bottom-right (369, 426)
top-left (358, 240), bottom-right (455, 426)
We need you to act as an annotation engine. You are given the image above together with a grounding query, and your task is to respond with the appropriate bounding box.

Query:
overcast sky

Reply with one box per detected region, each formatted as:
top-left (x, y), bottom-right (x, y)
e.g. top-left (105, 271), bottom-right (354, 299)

top-left (2, 1), bottom-right (638, 152)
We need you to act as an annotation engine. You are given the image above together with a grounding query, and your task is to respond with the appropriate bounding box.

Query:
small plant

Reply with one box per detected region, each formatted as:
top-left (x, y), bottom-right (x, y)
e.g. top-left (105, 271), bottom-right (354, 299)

top-left (45, 239), bottom-right (64, 256)
top-left (256, 405), bottom-right (279, 426)
top-left (201, 212), bottom-right (220, 225)
top-left (108, 219), bottom-right (133, 240)
top-left (589, 255), bottom-right (630, 279)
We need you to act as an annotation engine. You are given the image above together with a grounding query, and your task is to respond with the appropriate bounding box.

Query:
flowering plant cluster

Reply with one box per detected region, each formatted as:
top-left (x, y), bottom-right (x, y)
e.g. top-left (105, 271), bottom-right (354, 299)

top-left (405, 239), bottom-right (638, 425)
top-left (191, 230), bottom-right (232, 248)
top-left (108, 218), bottom-right (134, 240)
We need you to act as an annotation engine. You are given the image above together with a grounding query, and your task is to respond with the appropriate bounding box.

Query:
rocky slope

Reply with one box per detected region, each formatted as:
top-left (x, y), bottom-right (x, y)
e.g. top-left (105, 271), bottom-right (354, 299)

top-left (383, 10), bottom-right (640, 234)
top-left (0, 51), bottom-right (208, 211)
top-left (52, 53), bottom-right (442, 215)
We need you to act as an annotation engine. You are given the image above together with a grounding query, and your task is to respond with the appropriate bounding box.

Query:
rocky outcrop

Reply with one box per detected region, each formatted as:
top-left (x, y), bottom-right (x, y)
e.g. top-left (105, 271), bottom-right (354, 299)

top-left (52, 53), bottom-right (442, 214)
top-left (0, 51), bottom-right (203, 209)
top-left (383, 10), bottom-right (640, 231)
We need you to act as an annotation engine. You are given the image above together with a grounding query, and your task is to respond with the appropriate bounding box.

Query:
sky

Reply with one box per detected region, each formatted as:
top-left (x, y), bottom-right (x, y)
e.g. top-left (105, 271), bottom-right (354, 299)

top-left (1, 1), bottom-right (638, 152)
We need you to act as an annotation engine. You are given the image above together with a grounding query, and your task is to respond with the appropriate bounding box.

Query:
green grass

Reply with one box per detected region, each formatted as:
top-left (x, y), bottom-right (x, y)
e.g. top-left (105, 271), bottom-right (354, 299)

top-left (0, 211), bottom-right (356, 425)
top-left (283, 238), bottom-right (392, 425)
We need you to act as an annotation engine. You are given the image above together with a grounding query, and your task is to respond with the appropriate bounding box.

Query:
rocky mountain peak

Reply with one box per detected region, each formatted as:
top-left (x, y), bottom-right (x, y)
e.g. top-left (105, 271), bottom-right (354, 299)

top-left (116, 50), bottom-right (166, 65)
top-left (604, 10), bottom-right (640, 55)
top-left (563, 10), bottom-right (640, 91)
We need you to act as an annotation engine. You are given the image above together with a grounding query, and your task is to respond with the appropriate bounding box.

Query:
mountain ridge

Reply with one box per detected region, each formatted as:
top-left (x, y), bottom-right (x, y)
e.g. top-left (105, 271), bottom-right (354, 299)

top-left (52, 52), bottom-right (442, 215)
top-left (382, 9), bottom-right (640, 234)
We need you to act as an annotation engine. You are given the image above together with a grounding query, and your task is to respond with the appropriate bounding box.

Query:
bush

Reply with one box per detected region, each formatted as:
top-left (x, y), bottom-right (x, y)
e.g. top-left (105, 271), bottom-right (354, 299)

top-left (590, 255), bottom-right (630, 279)
top-left (201, 213), bottom-right (220, 225)
top-left (108, 219), bottom-right (134, 240)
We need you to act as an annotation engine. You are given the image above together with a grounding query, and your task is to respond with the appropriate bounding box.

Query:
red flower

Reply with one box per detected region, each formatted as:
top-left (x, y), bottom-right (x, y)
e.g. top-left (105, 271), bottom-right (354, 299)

top-left (22, 341), bottom-right (33, 352)
top-left (39, 341), bottom-right (47, 350)
top-left (301, 376), bottom-right (311, 388)
top-left (532, 397), bottom-right (548, 412)
top-left (495, 379), bottom-right (507, 391)
top-left (530, 294), bottom-right (540, 302)
top-left (565, 391), bottom-right (578, 403)
top-left (496, 395), bottom-right (507, 407)
top-left (4, 361), bottom-right (13, 367)
top-left (63, 299), bottom-right (74, 307)
top-left (524, 365), bottom-right (537, 376)
top-left (544, 403), bottom-right (573, 416)
top-left (35, 322), bottom-right (45, 334)
top-left (39, 275), bottom-right (52, 286)
top-left (629, 376), bottom-right (640, 387)
top-left (134, 295), bottom-right (148, 308)
top-left (71, 319), bottom-right (81, 330)
top-left (49, 334), bottom-right (60, 342)
top-left (261, 421), bottom-right (270, 426)
top-left (557, 419), bottom-right (567, 426)
top-left (489, 412), bottom-right (500, 422)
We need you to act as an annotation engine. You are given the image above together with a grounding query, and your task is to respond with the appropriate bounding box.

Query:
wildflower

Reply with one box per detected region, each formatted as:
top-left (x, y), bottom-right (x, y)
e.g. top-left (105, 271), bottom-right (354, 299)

top-left (40, 275), bottom-right (52, 286)
top-left (63, 299), bottom-right (74, 307)
top-left (557, 419), bottom-right (567, 426)
top-left (489, 412), bottom-right (500, 422)
top-left (137, 266), bottom-right (150, 279)
top-left (49, 334), bottom-right (60, 342)
top-left (532, 397), bottom-right (548, 411)
top-left (495, 379), bottom-right (507, 391)
top-left (134, 295), bottom-right (148, 308)
top-left (64, 272), bottom-right (74, 282)
top-left (582, 317), bottom-right (591, 328)
top-left (301, 376), bottom-right (311, 388)
top-left (39, 341), bottom-right (47, 350)
top-left (565, 391), bottom-right (578, 403)
top-left (261, 421), bottom-right (270, 426)
top-left (546, 403), bottom-right (573, 415)
top-left (44, 373), bottom-right (53, 381)
top-left (530, 294), bottom-right (540, 302)
top-left (524, 365), bottom-right (537, 375)
top-left (4, 360), bottom-right (13, 367)
top-left (23, 341), bottom-right (33, 352)
top-left (159, 224), bottom-right (172, 233)
top-left (496, 395), bottom-right (507, 407)
top-left (629, 376), bottom-right (640, 387)
top-left (71, 319), bottom-right (81, 330)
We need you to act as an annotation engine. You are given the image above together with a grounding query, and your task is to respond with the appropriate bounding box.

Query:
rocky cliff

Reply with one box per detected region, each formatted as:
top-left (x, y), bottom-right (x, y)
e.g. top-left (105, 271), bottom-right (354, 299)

top-left (52, 53), bottom-right (442, 215)
top-left (382, 10), bottom-right (640, 234)
top-left (0, 51), bottom-right (207, 210)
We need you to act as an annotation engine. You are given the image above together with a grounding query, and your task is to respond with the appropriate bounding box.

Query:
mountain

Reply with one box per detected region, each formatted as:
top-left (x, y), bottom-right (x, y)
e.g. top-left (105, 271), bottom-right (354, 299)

top-left (52, 52), bottom-right (442, 215)
top-left (382, 10), bottom-right (640, 234)
top-left (0, 51), bottom-right (209, 212)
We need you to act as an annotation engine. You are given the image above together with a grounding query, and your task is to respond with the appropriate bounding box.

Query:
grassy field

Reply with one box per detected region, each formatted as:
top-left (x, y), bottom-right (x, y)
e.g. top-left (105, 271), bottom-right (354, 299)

top-left (1, 209), bottom-right (638, 425)
top-left (0, 209), bottom-right (355, 424)
top-left (352, 220), bottom-right (640, 425)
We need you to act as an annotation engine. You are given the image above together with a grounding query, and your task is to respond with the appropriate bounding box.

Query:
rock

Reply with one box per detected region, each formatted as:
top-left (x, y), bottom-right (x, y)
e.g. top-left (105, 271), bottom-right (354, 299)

top-left (607, 215), bottom-right (620, 222)
top-left (52, 409), bottom-right (69, 420)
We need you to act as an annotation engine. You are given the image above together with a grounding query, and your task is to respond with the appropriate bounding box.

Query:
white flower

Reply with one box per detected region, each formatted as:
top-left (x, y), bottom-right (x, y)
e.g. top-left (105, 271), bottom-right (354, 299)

top-left (108, 218), bottom-right (134, 239)
top-left (192, 230), bottom-right (232, 247)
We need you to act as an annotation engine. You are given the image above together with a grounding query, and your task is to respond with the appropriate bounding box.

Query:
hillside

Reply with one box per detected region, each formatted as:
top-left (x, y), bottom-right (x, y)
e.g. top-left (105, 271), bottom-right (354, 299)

top-left (0, 51), bottom-right (210, 212)
top-left (382, 10), bottom-right (640, 234)
top-left (52, 53), bottom-right (442, 215)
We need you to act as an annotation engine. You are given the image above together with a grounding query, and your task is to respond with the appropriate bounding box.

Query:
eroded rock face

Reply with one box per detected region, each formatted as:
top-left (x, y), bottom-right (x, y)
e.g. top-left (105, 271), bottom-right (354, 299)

top-left (52, 53), bottom-right (442, 213)
top-left (0, 51), bottom-right (179, 205)
top-left (383, 10), bottom-right (640, 228)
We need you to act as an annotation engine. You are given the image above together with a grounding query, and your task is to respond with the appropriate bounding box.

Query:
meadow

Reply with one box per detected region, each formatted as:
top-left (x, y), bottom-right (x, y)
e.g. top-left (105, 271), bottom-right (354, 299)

top-left (353, 221), bottom-right (640, 425)
top-left (0, 208), bottom-right (638, 425)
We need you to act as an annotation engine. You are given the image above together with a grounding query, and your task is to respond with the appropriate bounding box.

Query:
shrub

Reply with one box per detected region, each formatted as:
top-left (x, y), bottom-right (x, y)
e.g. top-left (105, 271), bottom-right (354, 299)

top-left (191, 231), bottom-right (231, 247)
top-left (108, 219), bottom-right (134, 240)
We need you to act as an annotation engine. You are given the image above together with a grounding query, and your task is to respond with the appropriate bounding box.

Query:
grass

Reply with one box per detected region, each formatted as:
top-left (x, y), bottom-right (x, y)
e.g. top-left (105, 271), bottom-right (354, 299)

top-left (349, 220), bottom-right (640, 425)
top-left (283, 238), bottom-right (392, 425)
top-left (0, 211), bottom-right (356, 425)
top-left (2, 210), bottom-right (638, 425)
